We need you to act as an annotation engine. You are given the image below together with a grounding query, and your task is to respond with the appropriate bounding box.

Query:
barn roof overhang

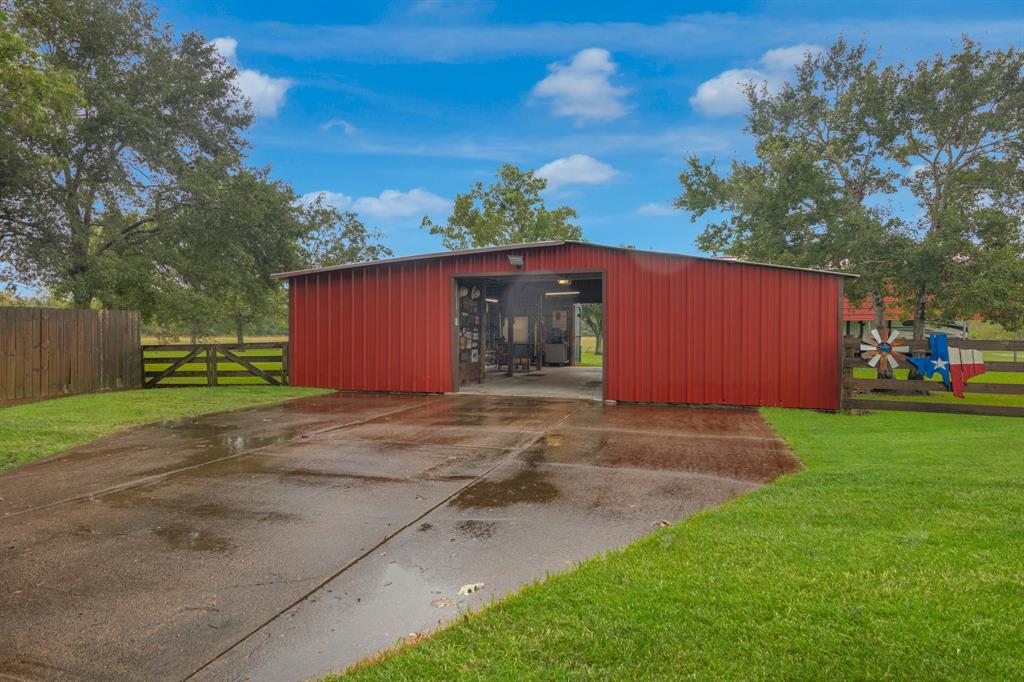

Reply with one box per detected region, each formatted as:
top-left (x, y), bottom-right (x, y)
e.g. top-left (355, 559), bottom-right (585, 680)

top-left (272, 240), bottom-right (859, 281)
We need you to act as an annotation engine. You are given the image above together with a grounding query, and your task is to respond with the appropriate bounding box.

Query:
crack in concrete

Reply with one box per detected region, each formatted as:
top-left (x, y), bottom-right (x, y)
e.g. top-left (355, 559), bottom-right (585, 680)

top-left (181, 400), bottom-right (593, 682)
top-left (0, 397), bottom-right (446, 522)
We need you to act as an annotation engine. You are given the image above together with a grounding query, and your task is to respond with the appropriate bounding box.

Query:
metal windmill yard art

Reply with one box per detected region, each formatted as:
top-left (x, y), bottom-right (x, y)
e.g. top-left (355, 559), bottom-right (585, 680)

top-left (860, 329), bottom-right (911, 370)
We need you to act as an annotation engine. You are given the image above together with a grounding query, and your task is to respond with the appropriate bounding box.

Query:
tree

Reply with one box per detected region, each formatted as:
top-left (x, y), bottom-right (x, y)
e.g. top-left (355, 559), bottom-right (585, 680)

top-left (893, 38), bottom-right (1024, 340)
top-left (155, 166), bottom-right (312, 344)
top-left (4, 0), bottom-right (250, 307)
top-left (579, 303), bottom-right (603, 354)
top-left (676, 39), bottom-right (907, 347)
top-left (0, 9), bottom-right (79, 225)
top-left (421, 163), bottom-right (581, 249)
top-left (141, 181), bottom-right (394, 344)
top-left (299, 200), bottom-right (393, 269)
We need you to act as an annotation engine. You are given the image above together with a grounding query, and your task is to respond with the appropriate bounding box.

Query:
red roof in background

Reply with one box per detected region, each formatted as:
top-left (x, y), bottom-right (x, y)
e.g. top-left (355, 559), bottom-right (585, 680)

top-left (843, 297), bottom-right (903, 321)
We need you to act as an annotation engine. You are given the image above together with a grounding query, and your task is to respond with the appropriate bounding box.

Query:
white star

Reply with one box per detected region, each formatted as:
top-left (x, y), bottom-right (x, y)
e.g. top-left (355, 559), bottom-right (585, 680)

top-left (932, 358), bottom-right (949, 371)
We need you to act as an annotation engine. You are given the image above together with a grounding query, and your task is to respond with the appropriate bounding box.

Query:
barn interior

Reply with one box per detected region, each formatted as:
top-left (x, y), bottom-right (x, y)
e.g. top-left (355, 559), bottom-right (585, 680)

top-left (453, 272), bottom-right (603, 400)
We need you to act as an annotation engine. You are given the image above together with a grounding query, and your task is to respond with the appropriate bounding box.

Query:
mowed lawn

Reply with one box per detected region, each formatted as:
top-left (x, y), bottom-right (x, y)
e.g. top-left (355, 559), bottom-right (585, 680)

top-left (0, 386), bottom-right (331, 471)
top-left (579, 335), bottom-right (603, 367)
top-left (342, 409), bottom-right (1024, 680)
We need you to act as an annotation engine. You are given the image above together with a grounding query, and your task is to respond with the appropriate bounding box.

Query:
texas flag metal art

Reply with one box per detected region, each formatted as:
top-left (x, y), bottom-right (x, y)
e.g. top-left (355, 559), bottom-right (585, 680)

top-left (860, 328), bottom-right (910, 370)
top-left (907, 333), bottom-right (986, 398)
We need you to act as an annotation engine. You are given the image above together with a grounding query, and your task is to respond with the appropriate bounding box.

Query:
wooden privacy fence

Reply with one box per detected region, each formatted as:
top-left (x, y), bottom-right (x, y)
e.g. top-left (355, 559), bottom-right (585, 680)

top-left (843, 336), bottom-right (1024, 417)
top-left (0, 308), bottom-right (141, 406)
top-left (142, 342), bottom-right (289, 388)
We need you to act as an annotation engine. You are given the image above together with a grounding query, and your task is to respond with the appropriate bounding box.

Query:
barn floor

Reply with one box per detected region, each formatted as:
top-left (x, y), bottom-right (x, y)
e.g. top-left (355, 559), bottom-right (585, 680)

top-left (0, 393), bottom-right (800, 682)
top-left (459, 365), bottom-right (604, 400)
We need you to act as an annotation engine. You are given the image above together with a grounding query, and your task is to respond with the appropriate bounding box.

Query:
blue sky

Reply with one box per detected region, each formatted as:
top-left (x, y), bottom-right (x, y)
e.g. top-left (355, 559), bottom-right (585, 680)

top-left (163, 0), bottom-right (1024, 258)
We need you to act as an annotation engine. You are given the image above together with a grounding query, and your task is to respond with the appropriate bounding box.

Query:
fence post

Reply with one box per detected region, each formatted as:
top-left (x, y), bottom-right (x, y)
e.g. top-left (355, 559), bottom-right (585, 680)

top-left (207, 344), bottom-right (218, 387)
top-left (281, 342), bottom-right (289, 385)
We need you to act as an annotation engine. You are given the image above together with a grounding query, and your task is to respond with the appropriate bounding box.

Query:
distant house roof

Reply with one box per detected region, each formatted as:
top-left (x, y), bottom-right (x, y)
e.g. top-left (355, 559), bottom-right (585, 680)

top-left (843, 296), bottom-right (904, 322)
top-left (273, 240), bottom-right (859, 280)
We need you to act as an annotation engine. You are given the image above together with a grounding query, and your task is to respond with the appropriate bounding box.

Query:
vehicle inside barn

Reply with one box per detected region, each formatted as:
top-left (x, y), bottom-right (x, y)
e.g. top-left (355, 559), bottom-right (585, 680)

top-left (452, 272), bottom-right (604, 400)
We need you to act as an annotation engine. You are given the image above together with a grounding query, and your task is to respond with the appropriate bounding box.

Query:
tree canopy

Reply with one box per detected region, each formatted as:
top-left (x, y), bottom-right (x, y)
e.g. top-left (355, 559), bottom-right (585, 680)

top-left (422, 163), bottom-right (582, 249)
top-left (1, 0), bottom-right (392, 342)
top-left (676, 37), bottom-right (1024, 336)
top-left (0, 8), bottom-right (80, 266)
top-left (4, 0), bottom-right (251, 308)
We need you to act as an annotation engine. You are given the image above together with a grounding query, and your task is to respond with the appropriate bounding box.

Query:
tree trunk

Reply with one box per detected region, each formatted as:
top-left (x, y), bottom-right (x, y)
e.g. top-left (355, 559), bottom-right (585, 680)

top-left (190, 332), bottom-right (198, 344)
top-left (235, 313), bottom-right (245, 347)
top-left (907, 286), bottom-right (929, 380)
top-left (870, 289), bottom-right (892, 379)
top-left (594, 332), bottom-right (603, 355)
top-left (911, 286), bottom-right (928, 341)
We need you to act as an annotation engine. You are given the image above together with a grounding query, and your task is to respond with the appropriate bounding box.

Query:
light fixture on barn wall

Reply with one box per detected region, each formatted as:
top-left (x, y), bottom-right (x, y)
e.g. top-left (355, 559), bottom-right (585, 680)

top-left (485, 298), bottom-right (499, 303)
top-left (545, 291), bottom-right (580, 296)
top-left (557, 279), bottom-right (572, 285)
top-left (507, 255), bottom-right (524, 268)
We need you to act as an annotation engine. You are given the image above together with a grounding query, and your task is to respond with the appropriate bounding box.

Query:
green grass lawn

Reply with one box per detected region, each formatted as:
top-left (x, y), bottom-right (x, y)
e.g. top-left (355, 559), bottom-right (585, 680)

top-left (341, 409), bottom-right (1024, 680)
top-left (0, 386), bottom-right (331, 471)
top-left (579, 335), bottom-right (603, 367)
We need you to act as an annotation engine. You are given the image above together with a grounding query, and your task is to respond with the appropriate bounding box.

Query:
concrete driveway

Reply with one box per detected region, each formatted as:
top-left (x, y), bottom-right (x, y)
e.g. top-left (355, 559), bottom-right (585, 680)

top-left (0, 393), bottom-right (800, 681)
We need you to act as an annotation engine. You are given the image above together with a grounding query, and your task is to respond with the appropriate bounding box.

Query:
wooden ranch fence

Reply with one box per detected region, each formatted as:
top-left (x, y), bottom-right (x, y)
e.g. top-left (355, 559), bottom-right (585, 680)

top-left (843, 336), bottom-right (1024, 417)
top-left (142, 342), bottom-right (289, 388)
top-left (0, 308), bottom-right (142, 406)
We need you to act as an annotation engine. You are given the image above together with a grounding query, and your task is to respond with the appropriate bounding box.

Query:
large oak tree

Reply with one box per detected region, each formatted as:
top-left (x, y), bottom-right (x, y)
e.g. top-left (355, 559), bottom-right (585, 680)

top-left (4, 0), bottom-right (250, 307)
top-left (676, 37), bottom-right (1024, 348)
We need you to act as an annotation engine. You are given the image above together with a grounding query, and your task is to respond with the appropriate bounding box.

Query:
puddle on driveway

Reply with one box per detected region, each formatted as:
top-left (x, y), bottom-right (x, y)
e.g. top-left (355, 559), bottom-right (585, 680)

top-left (132, 423), bottom-right (304, 478)
top-left (152, 525), bottom-right (234, 552)
top-left (450, 467), bottom-right (559, 509)
top-left (456, 519), bottom-right (497, 540)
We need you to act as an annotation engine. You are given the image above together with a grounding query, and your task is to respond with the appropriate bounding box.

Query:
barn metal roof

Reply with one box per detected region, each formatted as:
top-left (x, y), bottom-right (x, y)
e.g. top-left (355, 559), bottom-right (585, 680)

top-left (272, 240), bottom-right (858, 280)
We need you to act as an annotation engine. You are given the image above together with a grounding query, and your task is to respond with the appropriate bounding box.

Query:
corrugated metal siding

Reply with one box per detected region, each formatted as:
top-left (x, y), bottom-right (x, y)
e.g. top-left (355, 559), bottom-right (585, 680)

top-left (288, 243), bottom-right (842, 410)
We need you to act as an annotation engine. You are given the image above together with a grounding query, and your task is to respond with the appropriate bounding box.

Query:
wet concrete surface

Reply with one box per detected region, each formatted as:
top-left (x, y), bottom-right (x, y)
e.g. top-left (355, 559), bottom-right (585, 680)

top-left (459, 366), bottom-right (604, 400)
top-left (0, 393), bottom-right (800, 681)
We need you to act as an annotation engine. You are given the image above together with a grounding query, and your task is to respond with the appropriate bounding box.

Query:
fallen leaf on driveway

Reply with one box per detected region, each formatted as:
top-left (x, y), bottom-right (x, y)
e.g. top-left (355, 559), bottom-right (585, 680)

top-left (431, 598), bottom-right (458, 608)
top-left (458, 582), bottom-right (484, 595)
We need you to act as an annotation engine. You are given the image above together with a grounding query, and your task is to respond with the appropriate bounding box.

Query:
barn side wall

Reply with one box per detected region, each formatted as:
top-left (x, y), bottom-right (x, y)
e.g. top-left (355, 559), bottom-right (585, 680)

top-left (288, 244), bottom-right (842, 410)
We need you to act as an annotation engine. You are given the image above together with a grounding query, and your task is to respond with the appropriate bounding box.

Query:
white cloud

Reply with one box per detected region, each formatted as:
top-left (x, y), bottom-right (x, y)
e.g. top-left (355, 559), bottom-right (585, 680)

top-left (321, 118), bottom-right (358, 134)
top-left (690, 43), bottom-right (823, 116)
top-left (302, 188), bottom-right (449, 220)
top-left (537, 154), bottom-right (618, 191)
top-left (211, 36), bottom-right (292, 118)
top-left (531, 48), bottom-right (630, 123)
top-left (637, 202), bottom-right (677, 217)
top-left (301, 191), bottom-right (354, 209)
top-left (211, 36), bottom-right (238, 62)
top-left (353, 188), bottom-right (449, 219)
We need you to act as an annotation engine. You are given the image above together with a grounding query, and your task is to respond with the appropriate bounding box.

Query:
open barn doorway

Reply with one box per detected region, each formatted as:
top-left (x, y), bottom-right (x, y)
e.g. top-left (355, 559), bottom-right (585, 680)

top-left (451, 272), bottom-right (604, 401)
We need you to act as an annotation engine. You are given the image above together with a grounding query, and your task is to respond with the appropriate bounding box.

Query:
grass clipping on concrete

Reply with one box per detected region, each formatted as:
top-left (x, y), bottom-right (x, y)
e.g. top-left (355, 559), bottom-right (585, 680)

top-left (0, 387), bottom-right (331, 471)
top-left (342, 409), bottom-right (1024, 680)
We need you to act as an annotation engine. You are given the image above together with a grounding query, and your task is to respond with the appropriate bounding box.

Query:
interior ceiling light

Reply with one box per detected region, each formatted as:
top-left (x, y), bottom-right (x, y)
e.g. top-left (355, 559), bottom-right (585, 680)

top-left (507, 254), bottom-right (524, 268)
top-left (557, 279), bottom-right (572, 285)
top-left (485, 298), bottom-right (499, 303)
top-left (545, 290), bottom-right (580, 296)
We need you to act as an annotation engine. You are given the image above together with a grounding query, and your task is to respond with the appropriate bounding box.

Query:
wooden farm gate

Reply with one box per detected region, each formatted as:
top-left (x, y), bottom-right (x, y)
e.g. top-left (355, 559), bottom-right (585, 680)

top-left (843, 336), bottom-right (1024, 417)
top-left (0, 308), bottom-right (142, 406)
top-left (142, 342), bottom-right (289, 388)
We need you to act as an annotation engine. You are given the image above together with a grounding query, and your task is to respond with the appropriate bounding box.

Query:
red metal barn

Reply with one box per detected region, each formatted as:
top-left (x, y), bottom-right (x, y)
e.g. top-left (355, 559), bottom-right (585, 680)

top-left (276, 241), bottom-right (851, 410)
